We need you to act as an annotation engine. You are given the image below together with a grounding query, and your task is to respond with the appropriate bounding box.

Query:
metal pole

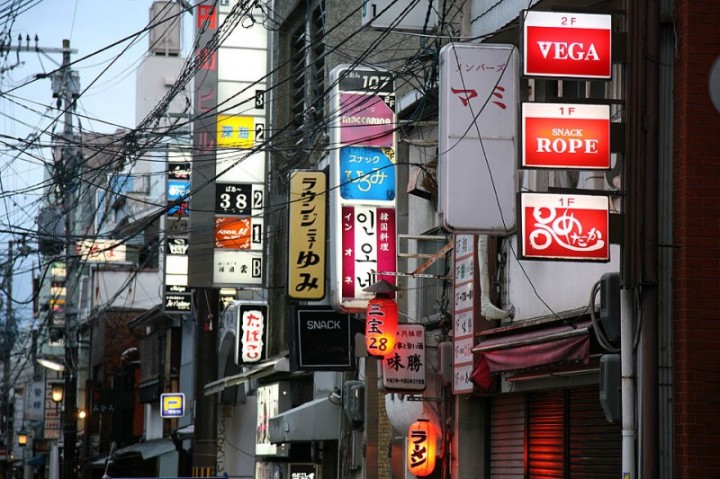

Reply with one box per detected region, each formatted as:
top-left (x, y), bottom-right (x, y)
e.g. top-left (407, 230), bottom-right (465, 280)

top-left (60, 38), bottom-right (78, 479)
top-left (191, 288), bottom-right (218, 477)
top-left (3, 241), bottom-right (13, 478)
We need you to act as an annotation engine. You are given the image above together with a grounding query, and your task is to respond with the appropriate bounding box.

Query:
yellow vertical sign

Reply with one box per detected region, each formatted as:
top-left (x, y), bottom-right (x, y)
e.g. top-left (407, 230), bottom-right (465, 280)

top-left (288, 171), bottom-right (327, 300)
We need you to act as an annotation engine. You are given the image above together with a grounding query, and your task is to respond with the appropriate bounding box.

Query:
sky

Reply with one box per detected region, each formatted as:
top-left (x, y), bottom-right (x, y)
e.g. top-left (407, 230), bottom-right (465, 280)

top-left (1, 0), bottom-right (193, 321)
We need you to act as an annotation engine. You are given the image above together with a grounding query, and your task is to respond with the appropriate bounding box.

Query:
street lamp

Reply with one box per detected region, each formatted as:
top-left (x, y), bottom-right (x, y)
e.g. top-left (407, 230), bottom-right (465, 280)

top-left (51, 383), bottom-right (64, 403)
top-left (37, 357), bottom-right (65, 372)
top-left (16, 427), bottom-right (27, 447)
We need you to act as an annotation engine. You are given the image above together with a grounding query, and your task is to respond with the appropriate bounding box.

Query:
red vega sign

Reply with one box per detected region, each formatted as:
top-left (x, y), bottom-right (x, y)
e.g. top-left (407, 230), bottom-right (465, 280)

top-left (522, 103), bottom-right (610, 169)
top-left (523, 11), bottom-right (612, 79)
top-left (520, 193), bottom-right (609, 261)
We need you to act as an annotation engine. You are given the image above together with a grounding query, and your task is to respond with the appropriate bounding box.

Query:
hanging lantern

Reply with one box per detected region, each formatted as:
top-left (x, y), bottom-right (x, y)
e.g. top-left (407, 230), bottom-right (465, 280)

top-left (365, 296), bottom-right (398, 357)
top-left (407, 418), bottom-right (440, 477)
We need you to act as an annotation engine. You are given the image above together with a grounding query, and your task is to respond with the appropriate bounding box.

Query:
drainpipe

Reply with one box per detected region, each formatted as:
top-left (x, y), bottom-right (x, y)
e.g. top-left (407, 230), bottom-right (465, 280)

top-left (621, 288), bottom-right (635, 479)
top-left (626, 0), bottom-right (660, 477)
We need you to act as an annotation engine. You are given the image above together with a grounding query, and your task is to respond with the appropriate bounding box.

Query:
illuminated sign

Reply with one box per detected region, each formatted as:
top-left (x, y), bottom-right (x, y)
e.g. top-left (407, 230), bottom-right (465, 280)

top-left (330, 65), bottom-right (397, 312)
top-left (288, 171), bottom-right (327, 300)
top-left (340, 146), bottom-right (396, 201)
top-left (239, 305), bottom-right (267, 363)
top-left (519, 192), bottom-right (610, 261)
top-left (215, 216), bottom-right (263, 250)
top-left (381, 323), bottom-right (426, 392)
top-left (523, 11), bottom-right (612, 79)
top-left (215, 183), bottom-right (264, 216)
top-left (160, 393), bottom-right (185, 418)
top-left (339, 93), bottom-right (395, 148)
top-left (216, 115), bottom-right (264, 149)
top-left (521, 103), bottom-right (611, 169)
top-left (340, 206), bottom-right (397, 308)
top-left (213, 250), bottom-right (263, 285)
top-left (165, 237), bottom-right (191, 313)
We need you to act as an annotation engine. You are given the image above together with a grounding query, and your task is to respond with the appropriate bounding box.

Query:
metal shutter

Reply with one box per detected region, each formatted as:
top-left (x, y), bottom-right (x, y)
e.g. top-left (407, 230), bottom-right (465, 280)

top-left (490, 395), bottom-right (525, 479)
top-left (568, 387), bottom-right (622, 478)
top-left (528, 390), bottom-right (565, 479)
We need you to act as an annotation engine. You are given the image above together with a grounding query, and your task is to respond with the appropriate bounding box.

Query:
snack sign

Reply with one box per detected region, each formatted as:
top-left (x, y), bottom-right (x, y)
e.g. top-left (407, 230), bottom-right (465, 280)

top-left (523, 11), bottom-right (612, 79)
top-left (522, 103), bottom-right (610, 169)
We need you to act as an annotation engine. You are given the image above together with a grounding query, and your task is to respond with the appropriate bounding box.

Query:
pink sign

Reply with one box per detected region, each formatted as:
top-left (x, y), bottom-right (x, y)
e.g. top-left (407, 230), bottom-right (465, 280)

top-left (341, 206), bottom-right (397, 299)
top-left (340, 93), bottom-right (394, 147)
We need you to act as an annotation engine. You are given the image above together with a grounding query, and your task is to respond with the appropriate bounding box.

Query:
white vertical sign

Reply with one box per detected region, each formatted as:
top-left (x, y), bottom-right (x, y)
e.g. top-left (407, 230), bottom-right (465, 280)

top-left (439, 44), bottom-right (519, 233)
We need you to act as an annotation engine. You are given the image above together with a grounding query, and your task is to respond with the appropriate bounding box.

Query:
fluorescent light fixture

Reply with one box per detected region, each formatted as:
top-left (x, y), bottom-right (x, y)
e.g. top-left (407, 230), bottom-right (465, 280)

top-left (37, 357), bottom-right (65, 372)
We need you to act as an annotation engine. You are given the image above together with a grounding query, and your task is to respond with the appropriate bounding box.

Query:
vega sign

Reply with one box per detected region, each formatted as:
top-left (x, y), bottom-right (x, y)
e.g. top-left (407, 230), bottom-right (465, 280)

top-left (523, 11), bottom-right (612, 79)
top-left (521, 103), bottom-right (610, 169)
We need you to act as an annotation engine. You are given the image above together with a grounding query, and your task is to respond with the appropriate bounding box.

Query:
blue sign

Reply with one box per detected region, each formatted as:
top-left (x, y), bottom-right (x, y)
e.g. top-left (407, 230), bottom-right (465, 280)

top-left (160, 393), bottom-right (185, 418)
top-left (339, 146), bottom-right (395, 201)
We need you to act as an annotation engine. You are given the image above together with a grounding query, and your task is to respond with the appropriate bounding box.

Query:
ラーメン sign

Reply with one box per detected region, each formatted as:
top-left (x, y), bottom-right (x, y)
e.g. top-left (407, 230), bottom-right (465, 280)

top-left (523, 11), bottom-right (612, 79)
top-left (520, 192), bottom-right (610, 261)
top-left (521, 103), bottom-right (611, 169)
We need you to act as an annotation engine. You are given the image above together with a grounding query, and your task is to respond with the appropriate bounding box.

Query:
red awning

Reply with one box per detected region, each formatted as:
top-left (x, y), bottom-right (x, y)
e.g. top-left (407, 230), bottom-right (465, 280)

top-left (470, 320), bottom-right (591, 390)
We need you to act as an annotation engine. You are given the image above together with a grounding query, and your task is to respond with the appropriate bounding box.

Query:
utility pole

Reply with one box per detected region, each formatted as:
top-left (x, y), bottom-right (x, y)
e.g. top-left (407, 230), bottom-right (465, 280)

top-left (58, 39), bottom-right (80, 479)
top-left (2, 241), bottom-right (13, 479)
top-left (0, 36), bottom-right (80, 479)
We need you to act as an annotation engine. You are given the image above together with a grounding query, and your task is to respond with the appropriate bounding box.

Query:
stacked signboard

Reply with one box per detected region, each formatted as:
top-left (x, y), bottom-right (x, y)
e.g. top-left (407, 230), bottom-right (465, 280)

top-left (328, 66), bottom-right (398, 313)
top-left (519, 10), bottom-right (614, 262)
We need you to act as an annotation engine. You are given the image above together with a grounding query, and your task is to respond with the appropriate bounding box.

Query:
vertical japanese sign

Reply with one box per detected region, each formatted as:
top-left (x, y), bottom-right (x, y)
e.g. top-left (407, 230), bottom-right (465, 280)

top-left (381, 323), bottom-right (426, 392)
top-left (340, 206), bottom-right (396, 301)
top-left (288, 171), bottom-right (327, 300)
top-left (235, 303), bottom-right (268, 363)
top-left (211, 2), bottom-right (268, 287)
top-left (164, 237), bottom-right (191, 313)
top-left (519, 192), bottom-right (609, 261)
top-left (452, 235), bottom-right (476, 395)
top-left (189, 2), bottom-right (219, 287)
top-left (165, 150), bottom-right (191, 313)
top-left (329, 65), bottom-right (398, 312)
top-left (256, 382), bottom-right (290, 456)
top-left (439, 43), bottom-right (519, 233)
top-left (168, 153), bottom-right (191, 218)
top-left (522, 10), bottom-right (612, 80)
top-left (189, 1), bottom-right (268, 288)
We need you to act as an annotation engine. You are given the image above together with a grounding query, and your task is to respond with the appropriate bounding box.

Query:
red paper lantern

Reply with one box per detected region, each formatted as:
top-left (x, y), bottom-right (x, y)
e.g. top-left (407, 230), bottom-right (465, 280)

top-left (365, 296), bottom-right (398, 357)
top-left (407, 418), bottom-right (440, 477)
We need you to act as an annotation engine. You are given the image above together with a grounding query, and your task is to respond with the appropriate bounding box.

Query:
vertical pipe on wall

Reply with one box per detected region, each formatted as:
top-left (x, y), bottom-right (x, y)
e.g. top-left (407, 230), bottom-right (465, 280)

top-left (621, 288), bottom-right (636, 479)
top-left (625, 0), bottom-right (660, 477)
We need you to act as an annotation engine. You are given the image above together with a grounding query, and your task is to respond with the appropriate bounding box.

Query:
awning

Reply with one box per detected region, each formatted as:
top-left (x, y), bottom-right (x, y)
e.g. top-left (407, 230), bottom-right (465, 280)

top-left (113, 438), bottom-right (176, 461)
top-left (471, 320), bottom-right (592, 390)
top-left (204, 356), bottom-right (290, 396)
top-left (267, 397), bottom-right (342, 443)
top-left (27, 455), bottom-right (46, 466)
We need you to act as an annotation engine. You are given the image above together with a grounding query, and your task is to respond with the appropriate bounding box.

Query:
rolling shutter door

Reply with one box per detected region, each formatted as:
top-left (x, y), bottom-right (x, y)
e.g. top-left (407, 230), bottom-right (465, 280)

top-left (568, 387), bottom-right (622, 478)
top-left (528, 390), bottom-right (564, 479)
top-left (490, 395), bottom-right (525, 479)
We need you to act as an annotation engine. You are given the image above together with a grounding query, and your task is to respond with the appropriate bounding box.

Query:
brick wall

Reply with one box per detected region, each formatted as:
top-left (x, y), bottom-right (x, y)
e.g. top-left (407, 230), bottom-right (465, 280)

top-left (673, 1), bottom-right (720, 478)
